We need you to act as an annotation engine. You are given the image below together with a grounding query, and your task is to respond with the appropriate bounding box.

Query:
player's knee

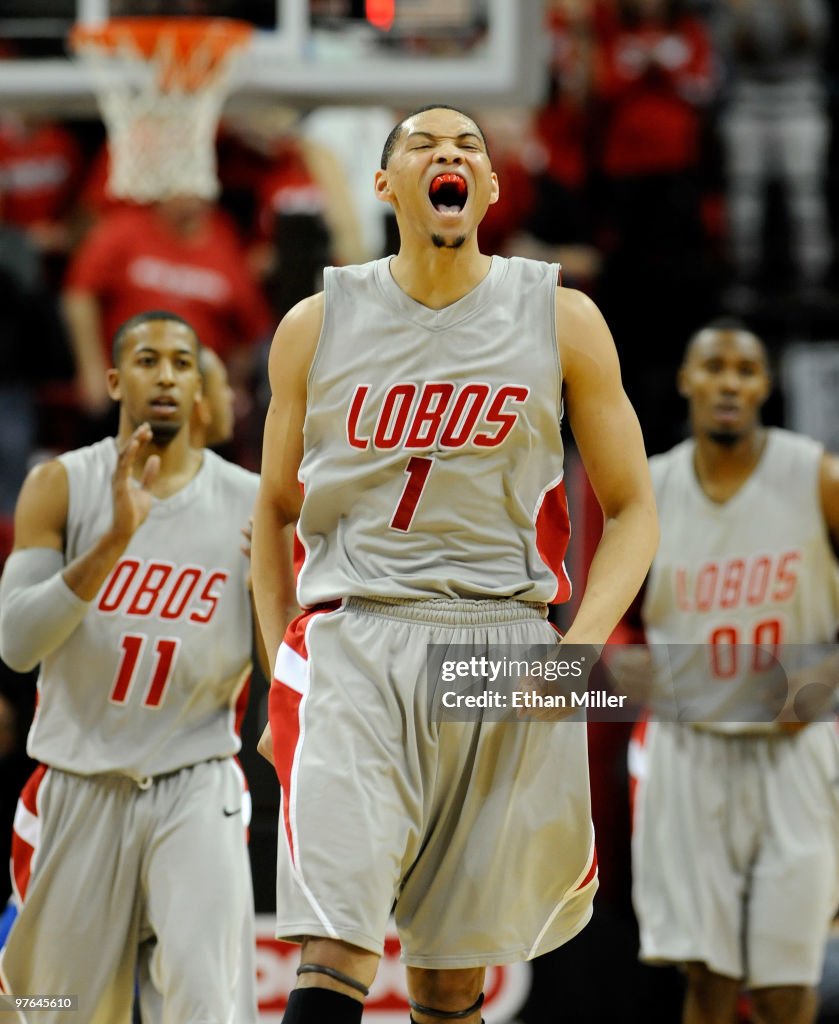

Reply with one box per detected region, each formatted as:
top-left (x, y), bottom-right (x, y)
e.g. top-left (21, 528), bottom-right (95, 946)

top-left (684, 962), bottom-right (740, 1010)
top-left (406, 966), bottom-right (484, 1018)
top-left (750, 984), bottom-right (816, 1024)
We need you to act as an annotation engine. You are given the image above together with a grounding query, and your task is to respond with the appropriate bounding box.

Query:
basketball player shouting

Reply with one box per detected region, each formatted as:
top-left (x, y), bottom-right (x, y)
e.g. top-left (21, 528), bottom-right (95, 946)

top-left (252, 105), bottom-right (659, 1024)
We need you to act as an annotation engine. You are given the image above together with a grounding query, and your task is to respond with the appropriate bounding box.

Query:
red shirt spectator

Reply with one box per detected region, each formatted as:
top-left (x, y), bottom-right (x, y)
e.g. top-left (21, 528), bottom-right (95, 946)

top-left (65, 202), bottom-right (271, 365)
top-left (0, 118), bottom-right (84, 229)
top-left (595, 1), bottom-right (714, 178)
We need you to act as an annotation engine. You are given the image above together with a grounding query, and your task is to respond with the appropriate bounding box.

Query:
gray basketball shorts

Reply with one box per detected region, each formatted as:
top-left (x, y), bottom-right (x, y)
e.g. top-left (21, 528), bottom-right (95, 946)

top-left (268, 597), bottom-right (598, 969)
top-left (631, 720), bottom-right (839, 987)
top-left (0, 758), bottom-right (254, 1024)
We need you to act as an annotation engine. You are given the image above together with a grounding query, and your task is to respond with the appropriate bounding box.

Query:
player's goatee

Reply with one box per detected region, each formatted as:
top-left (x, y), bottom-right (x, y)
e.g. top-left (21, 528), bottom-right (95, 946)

top-left (148, 421), bottom-right (180, 446)
top-left (431, 234), bottom-right (466, 249)
top-left (707, 429), bottom-right (742, 448)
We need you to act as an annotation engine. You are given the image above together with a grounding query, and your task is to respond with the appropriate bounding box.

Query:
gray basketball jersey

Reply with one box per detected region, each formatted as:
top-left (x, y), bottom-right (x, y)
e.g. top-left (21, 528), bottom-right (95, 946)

top-left (642, 428), bottom-right (839, 729)
top-left (296, 256), bottom-right (571, 606)
top-left (28, 439), bottom-right (259, 779)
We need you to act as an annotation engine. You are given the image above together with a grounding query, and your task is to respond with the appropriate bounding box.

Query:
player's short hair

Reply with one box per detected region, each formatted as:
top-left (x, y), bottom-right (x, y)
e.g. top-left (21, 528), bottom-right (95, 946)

top-left (380, 105), bottom-right (489, 169)
top-left (112, 310), bottom-right (201, 367)
top-left (683, 317), bottom-right (769, 368)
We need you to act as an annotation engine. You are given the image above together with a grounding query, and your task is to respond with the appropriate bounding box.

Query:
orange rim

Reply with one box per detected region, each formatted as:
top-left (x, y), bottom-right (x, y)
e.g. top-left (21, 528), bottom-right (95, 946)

top-left (69, 16), bottom-right (253, 62)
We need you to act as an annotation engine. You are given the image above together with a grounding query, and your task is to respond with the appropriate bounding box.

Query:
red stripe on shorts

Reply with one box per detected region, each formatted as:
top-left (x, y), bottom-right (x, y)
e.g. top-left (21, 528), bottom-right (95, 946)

top-left (269, 605), bottom-right (339, 862)
top-left (628, 715), bottom-right (649, 827)
top-left (576, 846), bottom-right (598, 891)
top-left (12, 764), bottom-right (48, 903)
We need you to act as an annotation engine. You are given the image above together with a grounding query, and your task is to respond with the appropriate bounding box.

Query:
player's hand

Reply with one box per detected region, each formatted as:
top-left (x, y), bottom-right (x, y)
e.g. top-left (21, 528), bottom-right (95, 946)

top-left (775, 653), bottom-right (839, 733)
top-left (76, 369), bottom-right (113, 419)
top-left (605, 645), bottom-right (655, 706)
top-left (111, 423), bottom-right (160, 540)
top-left (257, 722), bottom-right (275, 766)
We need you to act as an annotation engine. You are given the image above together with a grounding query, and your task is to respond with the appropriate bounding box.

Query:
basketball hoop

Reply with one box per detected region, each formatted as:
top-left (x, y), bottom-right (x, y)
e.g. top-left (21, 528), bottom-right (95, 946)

top-left (70, 17), bottom-right (253, 203)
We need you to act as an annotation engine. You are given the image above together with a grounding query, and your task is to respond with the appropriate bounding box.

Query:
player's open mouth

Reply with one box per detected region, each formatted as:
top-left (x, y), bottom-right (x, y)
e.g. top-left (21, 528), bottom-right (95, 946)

top-left (150, 398), bottom-right (178, 414)
top-left (429, 173), bottom-right (468, 215)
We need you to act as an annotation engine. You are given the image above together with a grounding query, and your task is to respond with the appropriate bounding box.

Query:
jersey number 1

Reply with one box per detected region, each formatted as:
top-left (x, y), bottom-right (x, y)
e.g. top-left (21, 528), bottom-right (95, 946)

top-left (390, 456), bottom-right (434, 532)
top-left (109, 633), bottom-right (180, 708)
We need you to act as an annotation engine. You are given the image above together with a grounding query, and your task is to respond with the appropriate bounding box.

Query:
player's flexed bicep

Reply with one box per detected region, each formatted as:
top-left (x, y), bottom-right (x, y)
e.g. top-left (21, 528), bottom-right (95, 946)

top-left (558, 286), bottom-right (658, 647)
top-left (251, 293), bottom-right (323, 667)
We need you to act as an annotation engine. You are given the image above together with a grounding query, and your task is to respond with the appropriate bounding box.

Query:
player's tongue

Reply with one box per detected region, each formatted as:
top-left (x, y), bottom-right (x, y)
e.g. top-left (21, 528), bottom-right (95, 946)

top-left (429, 173), bottom-right (467, 214)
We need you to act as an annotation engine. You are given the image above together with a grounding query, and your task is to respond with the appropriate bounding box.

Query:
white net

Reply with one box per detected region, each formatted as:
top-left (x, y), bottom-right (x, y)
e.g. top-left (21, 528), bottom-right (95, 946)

top-left (72, 20), bottom-right (251, 203)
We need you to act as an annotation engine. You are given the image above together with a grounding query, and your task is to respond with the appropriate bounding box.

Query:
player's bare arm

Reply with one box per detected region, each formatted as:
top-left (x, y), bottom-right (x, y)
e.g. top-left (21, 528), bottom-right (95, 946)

top-left (773, 450), bottom-right (839, 725)
top-left (63, 288), bottom-right (112, 417)
top-left (251, 294), bottom-right (323, 673)
top-left (558, 287), bottom-right (659, 647)
top-left (819, 452), bottom-right (839, 552)
top-left (0, 423), bottom-right (160, 671)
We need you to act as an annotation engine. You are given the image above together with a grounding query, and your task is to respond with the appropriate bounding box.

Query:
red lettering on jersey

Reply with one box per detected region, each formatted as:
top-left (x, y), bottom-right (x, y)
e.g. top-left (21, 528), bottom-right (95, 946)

top-left (126, 562), bottom-right (174, 616)
top-left (346, 385), bottom-right (371, 450)
top-left (346, 381), bottom-right (527, 451)
top-left (672, 550), bottom-right (801, 613)
top-left (405, 383), bottom-right (455, 448)
top-left (98, 559), bottom-right (141, 612)
top-left (745, 556), bottom-right (771, 606)
top-left (440, 384), bottom-right (491, 447)
top-left (675, 568), bottom-right (692, 611)
top-left (374, 384), bottom-right (417, 449)
top-left (189, 571), bottom-right (229, 624)
top-left (98, 558), bottom-right (230, 623)
top-left (474, 385), bottom-right (529, 447)
top-left (719, 559), bottom-right (745, 610)
top-left (143, 637), bottom-right (180, 708)
top-left (695, 563), bottom-right (718, 611)
top-left (160, 567), bottom-right (203, 620)
top-left (772, 551), bottom-right (800, 602)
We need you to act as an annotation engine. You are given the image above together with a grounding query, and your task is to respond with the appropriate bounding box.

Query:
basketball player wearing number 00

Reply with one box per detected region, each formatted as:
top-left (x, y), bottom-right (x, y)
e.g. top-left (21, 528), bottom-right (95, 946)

top-left (0, 311), bottom-right (260, 1023)
top-left (625, 322), bottom-right (839, 1024)
top-left (251, 105), bottom-right (658, 1024)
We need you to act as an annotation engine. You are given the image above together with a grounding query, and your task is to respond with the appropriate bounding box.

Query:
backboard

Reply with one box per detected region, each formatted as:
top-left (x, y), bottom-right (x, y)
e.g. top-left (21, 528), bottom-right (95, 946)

top-left (0, 0), bottom-right (548, 115)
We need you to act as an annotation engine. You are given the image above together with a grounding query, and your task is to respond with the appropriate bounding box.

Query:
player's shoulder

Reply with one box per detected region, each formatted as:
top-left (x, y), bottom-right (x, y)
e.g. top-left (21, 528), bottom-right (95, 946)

top-left (649, 438), bottom-right (693, 487)
top-left (269, 290), bottom-right (326, 382)
top-left (555, 284), bottom-right (603, 322)
top-left (201, 449), bottom-right (260, 497)
top-left (322, 258), bottom-right (385, 300)
top-left (765, 426), bottom-right (822, 459)
top-left (555, 285), bottom-right (616, 379)
top-left (57, 436), bottom-right (117, 478)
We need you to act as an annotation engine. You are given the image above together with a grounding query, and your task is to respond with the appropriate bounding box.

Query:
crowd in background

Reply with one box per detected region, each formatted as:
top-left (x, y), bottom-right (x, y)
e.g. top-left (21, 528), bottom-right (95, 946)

top-left (1, 0), bottom-right (837, 516)
top-left (1, 0), bottom-right (838, 1019)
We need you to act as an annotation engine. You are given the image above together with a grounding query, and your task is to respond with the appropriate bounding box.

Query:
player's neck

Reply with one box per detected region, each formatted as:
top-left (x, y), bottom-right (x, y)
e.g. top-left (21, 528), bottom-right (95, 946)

top-left (120, 428), bottom-right (204, 498)
top-left (692, 428), bottom-right (767, 503)
top-left (389, 246), bottom-right (492, 310)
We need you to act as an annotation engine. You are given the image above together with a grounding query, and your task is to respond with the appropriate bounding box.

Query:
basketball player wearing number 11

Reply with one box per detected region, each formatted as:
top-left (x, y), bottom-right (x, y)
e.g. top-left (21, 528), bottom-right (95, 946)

top-left (251, 105), bottom-right (659, 1024)
top-left (0, 311), bottom-right (259, 1023)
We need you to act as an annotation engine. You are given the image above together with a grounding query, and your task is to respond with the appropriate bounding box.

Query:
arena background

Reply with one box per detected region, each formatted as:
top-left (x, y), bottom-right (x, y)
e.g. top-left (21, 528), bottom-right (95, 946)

top-left (0, 1), bottom-right (838, 1021)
